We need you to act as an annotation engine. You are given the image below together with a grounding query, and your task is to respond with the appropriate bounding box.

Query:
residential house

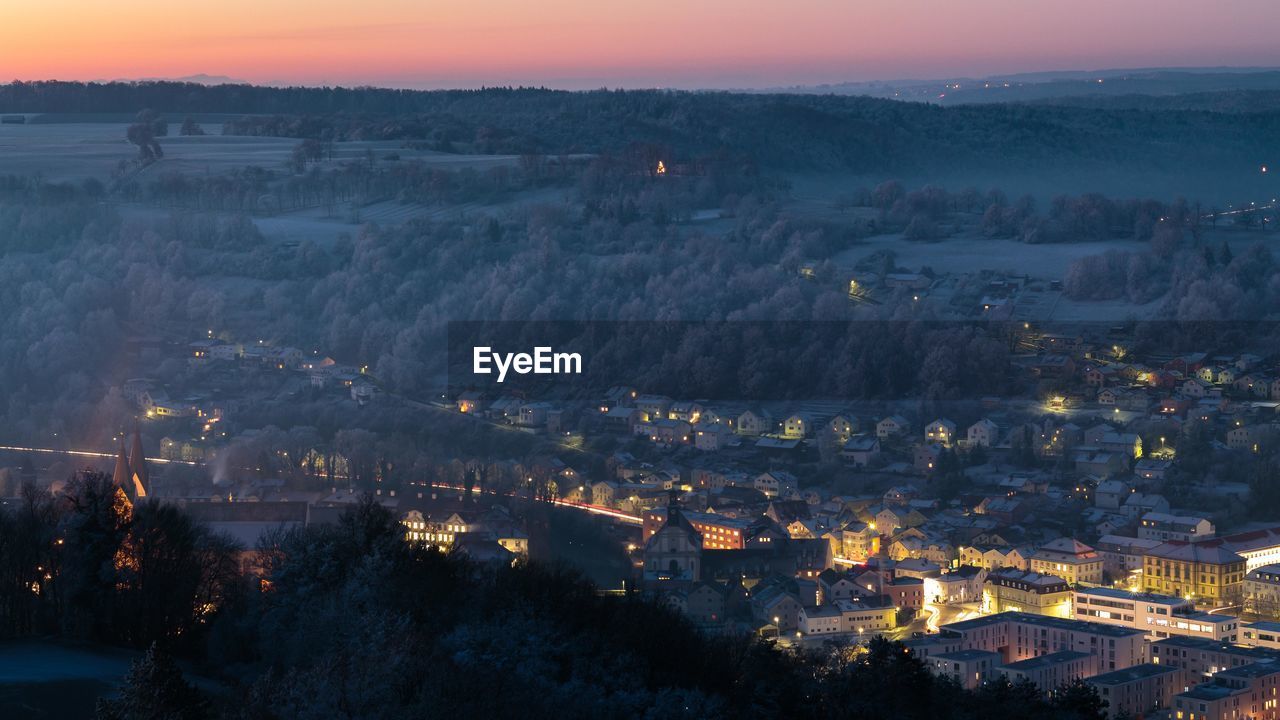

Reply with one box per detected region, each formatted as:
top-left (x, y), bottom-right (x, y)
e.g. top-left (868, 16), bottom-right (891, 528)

top-left (693, 424), bottom-right (733, 451)
top-left (877, 415), bottom-right (909, 439)
top-left (828, 415), bottom-right (857, 441)
top-left (925, 418), bottom-right (957, 447)
top-left (754, 471), bottom-right (799, 499)
top-left (782, 412), bottom-right (815, 439)
top-left (841, 434), bottom-right (881, 467)
top-left (914, 443), bottom-right (944, 474)
top-left (966, 419), bottom-right (999, 448)
top-left (736, 409), bottom-right (774, 437)
top-left (1029, 538), bottom-right (1104, 586)
top-left (1139, 512), bottom-right (1215, 543)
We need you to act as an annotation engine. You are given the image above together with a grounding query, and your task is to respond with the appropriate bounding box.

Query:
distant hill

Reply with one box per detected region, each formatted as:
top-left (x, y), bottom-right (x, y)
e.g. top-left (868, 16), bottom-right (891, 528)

top-left (773, 68), bottom-right (1280, 106)
top-left (1, 80), bottom-right (1276, 201)
top-left (96, 73), bottom-right (249, 86)
top-left (1028, 89), bottom-right (1280, 113)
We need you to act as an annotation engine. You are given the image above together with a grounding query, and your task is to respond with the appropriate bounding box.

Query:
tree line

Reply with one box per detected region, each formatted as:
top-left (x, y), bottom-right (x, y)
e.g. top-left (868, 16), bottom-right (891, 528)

top-left (1, 485), bottom-right (1111, 719)
top-left (4, 81), bottom-right (1279, 176)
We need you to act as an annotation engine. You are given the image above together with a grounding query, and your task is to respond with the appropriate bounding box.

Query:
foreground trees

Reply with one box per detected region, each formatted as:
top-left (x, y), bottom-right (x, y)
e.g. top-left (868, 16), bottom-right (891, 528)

top-left (0, 472), bottom-right (245, 648)
top-left (3, 488), bottom-right (1110, 718)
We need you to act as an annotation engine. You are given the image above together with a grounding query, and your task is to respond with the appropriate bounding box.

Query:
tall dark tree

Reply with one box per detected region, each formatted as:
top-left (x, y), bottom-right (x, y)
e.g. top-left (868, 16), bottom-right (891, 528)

top-left (96, 643), bottom-right (208, 720)
top-left (126, 110), bottom-right (165, 163)
top-left (1050, 678), bottom-right (1109, 720)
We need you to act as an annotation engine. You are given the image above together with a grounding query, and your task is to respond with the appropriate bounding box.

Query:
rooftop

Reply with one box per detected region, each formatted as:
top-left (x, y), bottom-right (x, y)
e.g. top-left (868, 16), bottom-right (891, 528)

top-left (1086, 663), bottom-right (1180, 686)
top-left (1175, 610), bottom-right (1238, 625)
top-left (1036, 537), bottom-right (1097, 557)
top-left (1195, 526), bottom-right (1280, 554)
top-left (1179, 684), bottom-right (1238, 701)
top-left (1074, 586), bottom-right (1188, 607)
top-left (1146, 541), bottom-right (1244, 564)
top-left (1001, 651), bottom-right (1091, 671)
top-left (934, 649), bottom-right (1000, 662)
top-left (943, 611), bottom-right (1145, 638)
top-left (1154, 636), bottom-right (1280, 661)
top-left (1217, 661), bottom-right (1280, 679)
top-left (987, 569), bottom-right (1069, 590)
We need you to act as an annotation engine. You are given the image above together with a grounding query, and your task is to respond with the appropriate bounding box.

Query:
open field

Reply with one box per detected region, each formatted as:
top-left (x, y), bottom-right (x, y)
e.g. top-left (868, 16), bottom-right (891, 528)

top-left (834, 232), bottom-right (1142, 278)
top-left (834, 227), bottom-right (1278, 280)
top-left (0, 641), bottom-right (135, 719)
top-left (0, 641), bottom-right (233, 719)
top-left (0, 120), bottom-right (521, 182)
top-left (787, 168), bottom-right (1280, 215)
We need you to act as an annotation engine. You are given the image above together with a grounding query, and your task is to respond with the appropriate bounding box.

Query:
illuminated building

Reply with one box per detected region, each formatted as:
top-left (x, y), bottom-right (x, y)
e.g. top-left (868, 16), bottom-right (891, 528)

top-left (1000, 651), bottom-right (1093, 694)
top-left (1242, 621), bottom-right (1280, 650)
top-left (111, 428), bottom-right (149, 502)
top-left (1073, 587), bottom-right (1238, 642)
top-left (1142, 542), bottom-right (1246, 605)
top-left (924, 418), bottom-right (956, 447)
top-left (1151, 636), bottom-right (1280, 680)
top-left (833, 596), bottom-right (896, 634)
top-left (1030, 538), bottom-right (1104, 586)
top-left (643, 494), bottom-right (702, 584)
top-left (937, 612), bottom-right (1148, 673)
top-left (642, 508), bottom-right (749, 550)
top-left (982, 569), bottom-right (1072, 618)
top-left (400, 510), bottom-right (474, 548)
top-left (1085, 663), bottom-right (1183, 719)
top-left (929, 649), bottom-right (1001, 690)
top-left (1245, 565), bottom-right (1280, 617)
top-left (1139, 513), bottom-right (1215, 543)
top-left (1171, 663), bottom-right (1280, 720)
top-left (1214, 527), bottom-right (1280, 571)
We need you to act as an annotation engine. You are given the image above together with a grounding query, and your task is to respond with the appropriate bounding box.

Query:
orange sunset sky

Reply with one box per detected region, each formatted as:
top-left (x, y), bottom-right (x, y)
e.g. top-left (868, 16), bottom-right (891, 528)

top-left (5, 0), bottom-right (1280, 89)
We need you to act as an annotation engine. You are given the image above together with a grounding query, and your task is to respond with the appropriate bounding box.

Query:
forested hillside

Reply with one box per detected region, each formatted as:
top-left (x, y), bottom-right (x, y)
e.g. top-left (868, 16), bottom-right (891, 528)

top-left (3, 81), bottom-right (1279, 177)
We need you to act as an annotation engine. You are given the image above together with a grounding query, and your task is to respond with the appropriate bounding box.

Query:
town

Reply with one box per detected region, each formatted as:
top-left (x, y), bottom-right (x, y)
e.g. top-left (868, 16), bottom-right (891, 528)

top-left (20, 317), bottom-right (1280, 718)
top-left (7, 13), bottom-right (1280, 713)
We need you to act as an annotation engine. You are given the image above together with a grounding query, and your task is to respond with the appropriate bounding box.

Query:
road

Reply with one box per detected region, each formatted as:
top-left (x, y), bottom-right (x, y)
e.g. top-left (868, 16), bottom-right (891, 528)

top-left (0, 444), bottom-right (198, 466)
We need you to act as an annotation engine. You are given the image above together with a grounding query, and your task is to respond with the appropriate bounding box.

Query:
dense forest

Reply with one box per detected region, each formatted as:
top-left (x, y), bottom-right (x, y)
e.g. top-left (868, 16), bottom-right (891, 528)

top-left (0, 483), bottom-right (1110, 720)
top-left (2, 147), bottom-right (1279, 449)
top-left (1033, 88), bottom-right (1280, 113)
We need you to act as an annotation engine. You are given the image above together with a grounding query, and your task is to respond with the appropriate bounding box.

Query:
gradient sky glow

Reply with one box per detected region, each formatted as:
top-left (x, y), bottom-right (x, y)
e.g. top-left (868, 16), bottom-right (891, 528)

top-left (6, 0), bottom-right (1280, 89)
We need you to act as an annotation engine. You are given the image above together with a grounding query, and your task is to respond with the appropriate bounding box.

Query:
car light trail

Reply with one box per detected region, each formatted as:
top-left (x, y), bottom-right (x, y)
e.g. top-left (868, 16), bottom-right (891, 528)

top-left (0, 444), bottom-right (198, 465)
top-left (426, 481), bottom-right (642, 525)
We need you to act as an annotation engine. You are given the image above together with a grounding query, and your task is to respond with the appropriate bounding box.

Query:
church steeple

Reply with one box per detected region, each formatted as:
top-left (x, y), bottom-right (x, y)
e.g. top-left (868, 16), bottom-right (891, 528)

top-left (642, 487), bottom-right (702, 585)
top-left (129, 424), bottom-right (149, 492)
top-left (112, 441), bottom-right (134, 499)
top-left (111, 436), bottom-right (147, 501)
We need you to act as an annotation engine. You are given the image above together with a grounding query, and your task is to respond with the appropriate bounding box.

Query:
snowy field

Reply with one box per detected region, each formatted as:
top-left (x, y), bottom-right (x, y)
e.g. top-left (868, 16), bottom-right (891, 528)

top-left (0, 120), bottom-right (520, 182)
top-left (833, 231), bottom-right (1141, 279)
top-left (835, 228), bottom-right (1276, 281)
top-left (0, 641), bottom-right (135, 718)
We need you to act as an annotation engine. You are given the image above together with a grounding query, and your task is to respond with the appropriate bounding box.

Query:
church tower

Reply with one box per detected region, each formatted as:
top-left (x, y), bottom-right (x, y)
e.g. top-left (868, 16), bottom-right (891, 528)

top-left (642, 490), bottom-right (702, 585)
top-left (111, 434), bottom-right (148, 502)
top-left (128, 425), bottom-right (149, 496)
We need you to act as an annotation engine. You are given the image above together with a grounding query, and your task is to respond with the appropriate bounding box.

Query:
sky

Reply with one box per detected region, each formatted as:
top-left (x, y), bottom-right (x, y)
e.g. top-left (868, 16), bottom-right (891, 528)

top-left (5, 0), bottom-right (1280, 90)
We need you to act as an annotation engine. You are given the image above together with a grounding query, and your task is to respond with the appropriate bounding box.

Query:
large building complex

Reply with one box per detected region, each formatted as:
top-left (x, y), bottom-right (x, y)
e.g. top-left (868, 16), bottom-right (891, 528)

top-left (1141, 541), bottom-right (1247, 605)
top-left (1073, 587), bottom-right (1239, 642)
